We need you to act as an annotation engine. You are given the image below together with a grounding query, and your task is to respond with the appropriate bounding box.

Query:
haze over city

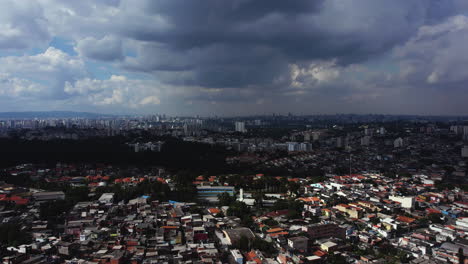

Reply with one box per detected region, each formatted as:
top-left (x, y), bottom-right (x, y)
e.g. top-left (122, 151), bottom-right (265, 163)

top-left (1, 1), bottom-right (468, 115)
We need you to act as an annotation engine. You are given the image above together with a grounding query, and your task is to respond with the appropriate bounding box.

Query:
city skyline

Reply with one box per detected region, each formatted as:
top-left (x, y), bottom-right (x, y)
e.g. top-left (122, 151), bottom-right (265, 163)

top-left (1, 1), bottom-right (468, 116)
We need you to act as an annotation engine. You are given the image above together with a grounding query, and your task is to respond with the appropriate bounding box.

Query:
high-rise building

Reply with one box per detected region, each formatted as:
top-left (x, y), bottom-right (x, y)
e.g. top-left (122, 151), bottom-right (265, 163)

top-left (299, 142), bottom-right (313, 152)
top-left (450, 125), bottom-right (460, 134)
top-left (462, 146), bottom-right (468, 158)
top-left (394, 137), bottom-right (404, 148)
top-left (235, 121), bottom-right (246, 133)
top-left (336, 137), bottom-right (343, 148)
top-left (364, 128), bottom-right (373, 136)
top-left (287, 142), bottom-right (299, 152)
top-left (312, 132), bottom-right (320, 141)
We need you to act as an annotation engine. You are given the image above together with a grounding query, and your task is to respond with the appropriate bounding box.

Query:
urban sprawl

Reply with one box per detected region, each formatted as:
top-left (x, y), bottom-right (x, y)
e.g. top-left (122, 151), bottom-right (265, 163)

top-left (1, 114), bottom-right (468, 264)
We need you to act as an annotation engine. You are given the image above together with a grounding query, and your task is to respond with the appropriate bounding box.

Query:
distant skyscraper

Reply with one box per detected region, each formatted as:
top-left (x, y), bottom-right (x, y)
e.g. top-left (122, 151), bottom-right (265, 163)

top-left (394, 137), bottom-right (404, 148)
top-left (235, 121), bottom-right (246, 133)
top-left (462, 146), bottom-right (468, 158)
top-left (312, 132), bottom-right (320, 141)
top-left (287, 142), bottom-right (308, 152)
top-left (364, 128), bottom-right (373, 136)
top-left (450, 125), bottom-right (460, 134)
top-left (299, 142), bottom-right (312, 152)
top-left (336, 137), bottom-right (343, 148)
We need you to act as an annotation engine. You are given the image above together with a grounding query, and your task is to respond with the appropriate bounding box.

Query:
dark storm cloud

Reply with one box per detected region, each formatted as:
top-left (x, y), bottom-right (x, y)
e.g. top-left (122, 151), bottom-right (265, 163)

top-left (124, 42), bottom-right (288, 88)
top-left (76, 36), bottom-right (124, 62)
top-left (119, 0), bottom-right (466, 89)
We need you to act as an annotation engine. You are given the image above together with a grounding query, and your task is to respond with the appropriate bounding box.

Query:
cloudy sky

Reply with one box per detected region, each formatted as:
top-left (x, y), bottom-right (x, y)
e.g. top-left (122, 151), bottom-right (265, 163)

top-left (1, 0), bottom-right (468, 116)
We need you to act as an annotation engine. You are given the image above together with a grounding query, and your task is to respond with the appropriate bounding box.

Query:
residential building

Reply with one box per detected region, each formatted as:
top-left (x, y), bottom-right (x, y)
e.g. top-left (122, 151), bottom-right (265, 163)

top-left (303, 223), bottom-right (346, 240)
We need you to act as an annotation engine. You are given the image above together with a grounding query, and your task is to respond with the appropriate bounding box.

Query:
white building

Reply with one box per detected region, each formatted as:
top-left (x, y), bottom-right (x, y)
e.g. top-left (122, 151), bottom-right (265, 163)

top-left (394, 137), bottom-right (404, 148)
top-left (299, 142), bottom-right (313, 152)
top-left (235, 121), bottom-right (246, 133)
top-left (287, 142), bottom-right (299, 152)
top-left (312, 132), bottom-right (320, 141)
top-left (364, 128), bottom-right (373, 136)
top-left (230, 249), bottom-right (243, 264)
top-left (389, 195), bottom-right (415, 209)
top-left (450, 125), bottom-right (461, 134)
top-left (456, 218), bottom-right (468, 229)
top-left (98, 193), bottom-right (115, 204)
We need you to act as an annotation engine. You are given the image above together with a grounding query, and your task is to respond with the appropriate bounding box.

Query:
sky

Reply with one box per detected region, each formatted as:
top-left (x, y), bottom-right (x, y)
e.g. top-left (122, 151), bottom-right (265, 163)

top-left (1, 0), bottom-right (468, 116)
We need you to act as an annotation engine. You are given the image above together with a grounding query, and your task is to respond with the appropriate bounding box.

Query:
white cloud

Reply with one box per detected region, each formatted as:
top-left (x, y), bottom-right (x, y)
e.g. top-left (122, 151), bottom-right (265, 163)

top-left (0, 47), bottom-right (87, 98)
top-left (140, 96), bottom-right (161, 105)
top-left (0, 73), bottom-right (45, 97)
top-left (289, 61), bottom-right (340, 88)
top-left (395, 15), bottom-right (468, 86)
top-left (0, 1), bottom-right (50, 50)
top-left (64, 75), bottom-right (161, 108)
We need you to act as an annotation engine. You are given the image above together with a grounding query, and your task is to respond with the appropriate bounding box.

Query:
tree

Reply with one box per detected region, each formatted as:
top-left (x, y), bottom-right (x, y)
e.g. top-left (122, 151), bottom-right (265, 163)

top-left (239, 235), bottom-right (250, 251)
top-left (271, 199), bottom-right (303, 219)
top-left (263, 219), bottom-right (279, 227)
top-left (252, 192), bottom-right (264, 208)
top-left (241, 215), bottom-right (254, 227)
top-left (271, 199), bottom-right (289, 211)
top-left (287, 181), bottom-right (300, 196)
top-left (227, 201), bottom-right (250, 219)
top-left (215, 211), bottom-right (225, 218)
top-left (218, 192), bottom-right (235, 207)
top-left (328, 194), bottom-right (349, 207)
top-left (0, 223), bottom-right (31, 247)
top-left (40, 200), bottom-right (71, 223)
top-left (458, 248), bottom-right (465, 264)
top-left (328, 254), bottom-right (347, 264)
top-left (171, 182), bottom-right (197, 202)
top-left (309, 215), bottom-right (320, 224)
top-left (428, 213), bottom-right (444, 224)
top-left (287, 209), bottom-right (302, 220)
top-left (370, 217), bottom-right (380, 225)
top-left (252, 237), bottom-right (277, 254)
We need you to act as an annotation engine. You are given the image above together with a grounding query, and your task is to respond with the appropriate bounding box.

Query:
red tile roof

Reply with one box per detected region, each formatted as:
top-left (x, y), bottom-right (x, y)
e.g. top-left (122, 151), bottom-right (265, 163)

top-left (245, 251), bottom-right (262, 264)
top-left (396, 215), bottom-right (416, 224)
top-left (208, 208), bottom-right (221, 215)
top-left (426, 208), bottom-right (441, 215)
